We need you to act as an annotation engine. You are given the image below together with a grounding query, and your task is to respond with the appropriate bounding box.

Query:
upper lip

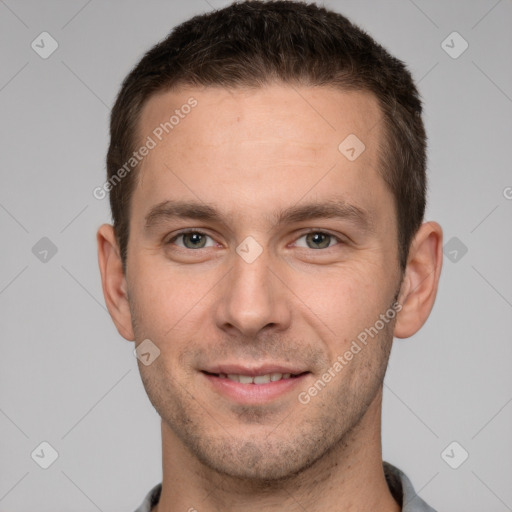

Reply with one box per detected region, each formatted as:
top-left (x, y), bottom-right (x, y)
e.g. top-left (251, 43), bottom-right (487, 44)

top-left (202, 364), bottom-right (309, 376)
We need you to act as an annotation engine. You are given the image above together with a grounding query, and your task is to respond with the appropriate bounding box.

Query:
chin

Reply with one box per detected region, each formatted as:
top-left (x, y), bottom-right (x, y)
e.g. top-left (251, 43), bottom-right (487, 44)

top-left (186, 432), bottom-right (332, 484)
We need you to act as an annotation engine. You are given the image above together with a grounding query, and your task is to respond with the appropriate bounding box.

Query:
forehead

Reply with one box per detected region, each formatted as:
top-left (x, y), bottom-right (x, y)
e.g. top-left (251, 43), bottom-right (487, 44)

top-left (139, 83), bottom-right (382, 154)
top-left (133, 84), bottom-right (391, 228)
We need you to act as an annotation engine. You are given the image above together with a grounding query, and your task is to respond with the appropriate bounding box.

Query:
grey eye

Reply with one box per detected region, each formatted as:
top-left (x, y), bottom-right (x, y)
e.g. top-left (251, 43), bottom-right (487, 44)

top-left (295, 232), bottom-right (337, 249)
top-left (171, 232), bottom-right (215, 249)
top-left (183, 232), bottom-right (207, 248)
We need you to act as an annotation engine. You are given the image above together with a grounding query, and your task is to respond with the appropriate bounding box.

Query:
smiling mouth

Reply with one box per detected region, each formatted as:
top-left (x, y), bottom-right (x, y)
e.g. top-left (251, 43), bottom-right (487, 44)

top-left (202, 371), bottom-right (308, 385)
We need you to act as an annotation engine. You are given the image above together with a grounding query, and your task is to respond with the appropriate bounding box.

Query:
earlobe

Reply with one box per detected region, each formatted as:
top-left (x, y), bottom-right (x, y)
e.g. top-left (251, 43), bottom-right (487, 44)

top-left (394, 221), bottom-right (443, 339)
top-left (97, 224), bottom-right (135, 341)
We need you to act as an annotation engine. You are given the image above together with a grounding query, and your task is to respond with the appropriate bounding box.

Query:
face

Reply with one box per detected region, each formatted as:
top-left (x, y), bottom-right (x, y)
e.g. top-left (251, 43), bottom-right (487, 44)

top-left (124, 84), bottom-right (403, 480)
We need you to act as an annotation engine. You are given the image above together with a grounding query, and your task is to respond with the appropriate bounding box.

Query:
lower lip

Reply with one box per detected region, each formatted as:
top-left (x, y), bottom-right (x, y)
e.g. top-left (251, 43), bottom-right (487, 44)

top-left (202, 372), bottom-right (309, 404)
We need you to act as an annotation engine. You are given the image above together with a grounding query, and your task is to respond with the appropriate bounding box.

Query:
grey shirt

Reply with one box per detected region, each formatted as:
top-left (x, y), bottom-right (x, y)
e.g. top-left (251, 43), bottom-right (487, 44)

top-left (133, 461), bottom-right (437, 511)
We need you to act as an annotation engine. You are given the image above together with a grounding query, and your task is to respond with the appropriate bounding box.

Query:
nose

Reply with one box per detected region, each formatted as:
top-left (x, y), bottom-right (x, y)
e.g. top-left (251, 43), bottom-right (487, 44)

top-left (213, 246), bottom-right (292, 339)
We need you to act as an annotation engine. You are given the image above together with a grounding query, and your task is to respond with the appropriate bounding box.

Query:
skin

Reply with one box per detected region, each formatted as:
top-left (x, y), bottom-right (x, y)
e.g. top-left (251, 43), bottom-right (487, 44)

top-left (97, 84), bottom-right (443, 511)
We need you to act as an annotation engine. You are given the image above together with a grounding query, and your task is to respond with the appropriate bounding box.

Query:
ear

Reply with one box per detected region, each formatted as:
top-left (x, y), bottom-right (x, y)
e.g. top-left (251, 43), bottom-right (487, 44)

top-left (394, 221), bottom-right (443, 339)
top-left (97, 224), bottom-right (135, 341)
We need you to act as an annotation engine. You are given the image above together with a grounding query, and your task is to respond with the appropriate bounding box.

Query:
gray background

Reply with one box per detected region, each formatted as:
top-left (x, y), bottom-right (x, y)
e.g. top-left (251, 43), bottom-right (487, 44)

top-left (1, 0), bottom-right (511, 510)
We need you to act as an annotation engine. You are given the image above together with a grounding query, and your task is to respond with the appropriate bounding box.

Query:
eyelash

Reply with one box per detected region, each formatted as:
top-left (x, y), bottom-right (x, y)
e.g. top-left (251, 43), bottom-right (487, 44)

top-left (165, 229), bottom-right (344, 250)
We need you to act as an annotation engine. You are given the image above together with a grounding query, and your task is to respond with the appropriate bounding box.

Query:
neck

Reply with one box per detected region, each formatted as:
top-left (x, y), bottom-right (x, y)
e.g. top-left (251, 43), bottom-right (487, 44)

top-left (154, 389), bottom-right (399, 512)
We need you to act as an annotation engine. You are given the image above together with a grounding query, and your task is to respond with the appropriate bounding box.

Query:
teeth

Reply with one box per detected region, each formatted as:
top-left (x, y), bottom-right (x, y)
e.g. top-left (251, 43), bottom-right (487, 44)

top-left (223, 372), bottom-right (293, 384)
top-left (253, 374), bottom-right (271, 384)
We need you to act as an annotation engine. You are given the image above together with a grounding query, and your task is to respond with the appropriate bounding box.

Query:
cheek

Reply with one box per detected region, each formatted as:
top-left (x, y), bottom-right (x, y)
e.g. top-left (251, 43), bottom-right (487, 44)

top-left (300, 260), bottom-right (383, 308)
top-left (296, 265), bottom-right (394, 346)
top-left (127, 261), bottom-right (174, 338)
top-left (128, 256), bottom-right (216, 342)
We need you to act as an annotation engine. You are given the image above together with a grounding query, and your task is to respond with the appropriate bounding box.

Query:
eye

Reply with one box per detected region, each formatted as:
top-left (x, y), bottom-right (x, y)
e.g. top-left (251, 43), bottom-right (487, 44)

top-left (167, 230), bottom-right (216, 249)
top-left (294, 231), bottom-right (341, 250)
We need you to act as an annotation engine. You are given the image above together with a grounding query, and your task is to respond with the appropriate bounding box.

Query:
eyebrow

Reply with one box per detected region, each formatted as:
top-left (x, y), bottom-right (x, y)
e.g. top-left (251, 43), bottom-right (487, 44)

top-left (144, 199), bottom-right (374, 233)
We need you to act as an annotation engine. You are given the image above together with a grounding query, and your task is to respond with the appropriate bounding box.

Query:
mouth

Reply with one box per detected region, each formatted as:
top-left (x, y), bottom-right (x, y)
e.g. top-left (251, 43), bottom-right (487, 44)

top-left (200, 366), bottom-right (311, 404)
top-left (202, 370), bottom-right (306, 384)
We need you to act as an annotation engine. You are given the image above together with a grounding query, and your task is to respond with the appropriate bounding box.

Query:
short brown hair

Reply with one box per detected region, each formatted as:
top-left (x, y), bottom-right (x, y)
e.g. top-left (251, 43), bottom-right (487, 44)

top-left (107, 0), bottom-right (426, 272)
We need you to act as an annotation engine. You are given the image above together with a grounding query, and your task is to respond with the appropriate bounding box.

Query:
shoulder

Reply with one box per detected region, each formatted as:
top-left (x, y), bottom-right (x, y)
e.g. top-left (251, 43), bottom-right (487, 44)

top-left (384, 462), bottom-right (438, 512)
top-left (132, 482), bottom-right (162, 512)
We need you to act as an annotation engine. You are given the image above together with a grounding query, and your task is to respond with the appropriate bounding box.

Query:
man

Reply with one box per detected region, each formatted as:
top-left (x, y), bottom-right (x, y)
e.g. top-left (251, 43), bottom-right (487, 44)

top-left (97, 1), bottom-right (443, 510)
